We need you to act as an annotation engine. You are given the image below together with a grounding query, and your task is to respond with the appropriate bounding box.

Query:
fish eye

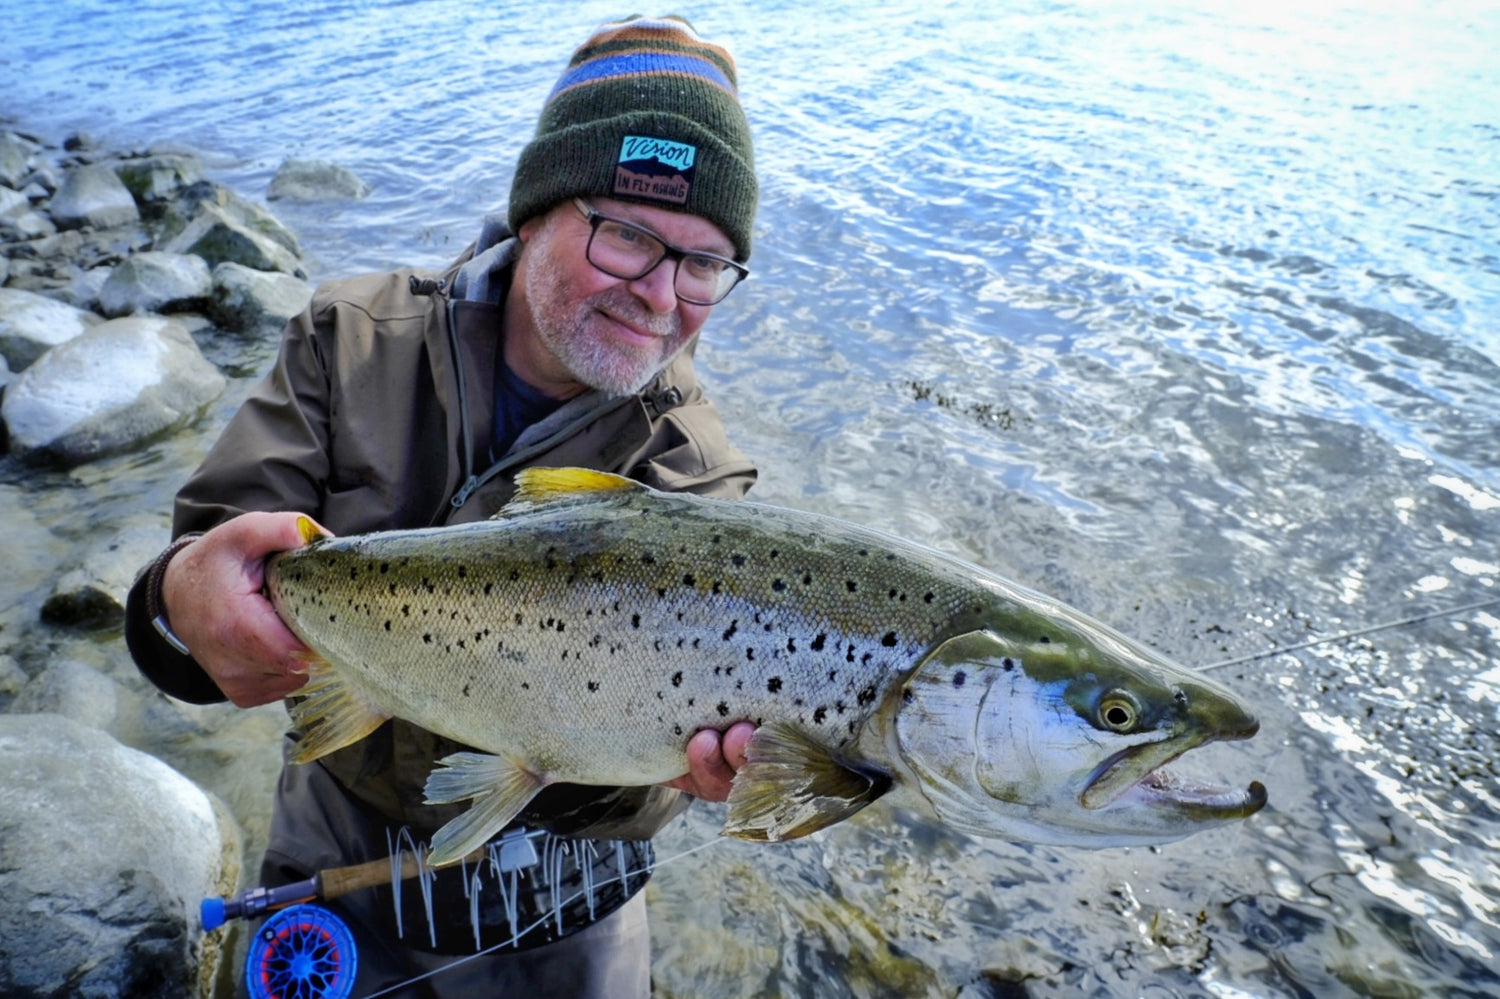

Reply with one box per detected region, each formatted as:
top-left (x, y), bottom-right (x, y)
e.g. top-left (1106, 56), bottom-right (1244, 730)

top-left (1098, 693), bottom-right (1140, 732)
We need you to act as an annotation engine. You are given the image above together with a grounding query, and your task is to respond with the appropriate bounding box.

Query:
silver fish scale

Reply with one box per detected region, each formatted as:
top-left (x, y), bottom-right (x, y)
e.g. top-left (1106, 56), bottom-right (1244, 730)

top-left (269, 490), bottom-right (999, 781)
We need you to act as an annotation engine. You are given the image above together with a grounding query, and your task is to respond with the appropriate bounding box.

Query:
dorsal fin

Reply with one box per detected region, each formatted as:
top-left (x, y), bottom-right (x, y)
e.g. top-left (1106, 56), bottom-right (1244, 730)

top-left (499, 467), bottom-right (645, 516)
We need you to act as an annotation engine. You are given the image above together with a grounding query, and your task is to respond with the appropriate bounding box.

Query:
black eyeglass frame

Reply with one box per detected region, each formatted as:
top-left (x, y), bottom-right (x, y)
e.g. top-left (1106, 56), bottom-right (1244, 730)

top-left (572, 198), bottom-right (749, 306)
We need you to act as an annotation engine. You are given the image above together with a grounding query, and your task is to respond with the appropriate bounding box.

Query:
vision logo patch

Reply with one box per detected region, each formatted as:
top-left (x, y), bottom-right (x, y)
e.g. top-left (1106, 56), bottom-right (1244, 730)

top-left (614, 135), bottom-right (696, 205)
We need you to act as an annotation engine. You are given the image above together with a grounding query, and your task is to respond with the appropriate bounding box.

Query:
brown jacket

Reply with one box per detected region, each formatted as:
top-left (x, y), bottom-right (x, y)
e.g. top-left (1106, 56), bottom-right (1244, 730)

top-left (126, 232), bottom-right (756, 838)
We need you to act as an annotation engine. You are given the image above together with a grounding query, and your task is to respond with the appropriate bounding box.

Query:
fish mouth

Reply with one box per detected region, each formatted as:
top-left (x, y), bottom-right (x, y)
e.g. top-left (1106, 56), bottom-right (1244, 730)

top-left (1080, 734), bottom-right (1266, 821)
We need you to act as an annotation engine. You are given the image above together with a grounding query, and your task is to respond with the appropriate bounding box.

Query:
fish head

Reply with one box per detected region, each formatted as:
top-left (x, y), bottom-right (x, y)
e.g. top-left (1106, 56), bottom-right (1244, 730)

top-left (891, 627), bottom-right (1266, 847)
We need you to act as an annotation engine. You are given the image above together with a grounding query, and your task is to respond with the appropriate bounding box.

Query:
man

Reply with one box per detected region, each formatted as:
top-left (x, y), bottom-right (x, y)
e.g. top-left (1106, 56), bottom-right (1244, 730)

top-left (125, 16), bottom-right (760, 996)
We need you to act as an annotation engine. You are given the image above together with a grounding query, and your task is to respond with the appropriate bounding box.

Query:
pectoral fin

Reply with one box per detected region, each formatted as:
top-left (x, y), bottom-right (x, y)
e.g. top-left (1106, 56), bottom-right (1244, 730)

top-left (723, 722), bottom-right (892, 842)
top-left (423, 752), bottom-right (547, 867)
top-left (287, 655), bottom-right (389, 764)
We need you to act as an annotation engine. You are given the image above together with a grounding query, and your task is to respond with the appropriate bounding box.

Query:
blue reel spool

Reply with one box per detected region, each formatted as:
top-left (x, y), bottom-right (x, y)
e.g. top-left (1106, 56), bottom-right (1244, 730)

top-left (245, 903), bottom-right (357, 999)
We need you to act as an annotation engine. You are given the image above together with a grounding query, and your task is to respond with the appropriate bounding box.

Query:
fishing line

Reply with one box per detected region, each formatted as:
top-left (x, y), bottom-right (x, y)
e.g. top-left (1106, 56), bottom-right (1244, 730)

top-left (1198, 593), bottom-right (1500, 672)
top-left (355, 834), bottom-right (729, 999)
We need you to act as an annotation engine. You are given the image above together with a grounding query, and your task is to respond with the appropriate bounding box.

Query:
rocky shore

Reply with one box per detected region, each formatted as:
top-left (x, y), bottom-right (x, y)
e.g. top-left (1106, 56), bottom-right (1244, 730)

top-left (0, 128), bottom-right (367, 997)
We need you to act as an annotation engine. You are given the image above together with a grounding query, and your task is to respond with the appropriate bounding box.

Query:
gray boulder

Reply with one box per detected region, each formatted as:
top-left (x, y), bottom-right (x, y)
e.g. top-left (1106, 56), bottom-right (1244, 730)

top-left (112, 151), bottom-right (204, 206)
top-left (0, 713), bottom-right (239, 999)
top-left (0, 286), bottom-right (103, 371)
top-left (164, 201), bottom-right (304, 277)
top-left (2, 315), bottom-right (226, 465)
top-left (267, 156), bottom-right (371, 201)
top-left (0, 131), bottom-right (36, 188)
top-left (48, 162), bottom-right (142, 230)
top-left (0, 654), bottom-right (24, 697)
top-left (0, 182), bottom-right (56, 241)
top-left (97, 250), bottom-right (213, 318)
top-left (11, 660), bottom-right (118, 730)
top-left (209, 260), bottom-right (312, 333)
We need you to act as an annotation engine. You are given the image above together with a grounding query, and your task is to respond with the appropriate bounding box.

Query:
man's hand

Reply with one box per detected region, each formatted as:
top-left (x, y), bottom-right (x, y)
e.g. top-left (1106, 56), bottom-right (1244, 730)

top-left (161, 511), bottom-right (326, 708)
top-left (664, 721), bottom-right (755, 802)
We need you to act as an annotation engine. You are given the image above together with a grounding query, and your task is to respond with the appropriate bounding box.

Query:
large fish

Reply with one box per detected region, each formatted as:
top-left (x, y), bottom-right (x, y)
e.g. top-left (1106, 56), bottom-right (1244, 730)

top-left (267, 467), bottom-right (1266, 867)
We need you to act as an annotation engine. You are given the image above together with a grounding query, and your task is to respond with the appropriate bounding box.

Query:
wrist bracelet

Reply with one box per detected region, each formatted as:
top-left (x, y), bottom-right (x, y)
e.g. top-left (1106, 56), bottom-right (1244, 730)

top-left (146, 532), bottom-right (204, 656)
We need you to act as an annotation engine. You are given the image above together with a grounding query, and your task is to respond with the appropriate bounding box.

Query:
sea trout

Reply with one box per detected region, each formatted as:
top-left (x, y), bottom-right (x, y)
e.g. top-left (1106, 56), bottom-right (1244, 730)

top-left (267, 467), bottom-right (1266, 867)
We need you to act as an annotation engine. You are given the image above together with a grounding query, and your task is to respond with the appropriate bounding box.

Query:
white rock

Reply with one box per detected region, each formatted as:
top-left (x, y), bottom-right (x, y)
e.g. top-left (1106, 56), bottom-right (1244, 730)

top-left (0, 286), bottom-right (102, 371)
top-left (0, 713), bottom-right (238, 997)
top-left (1, 315), bottom-right (226, 465)
top-left (48, 162), bottom-right (141, 230)
top-left (268, 157), bottom-right (371, 201)
top-left (97, 250), bottom-right (213, 318)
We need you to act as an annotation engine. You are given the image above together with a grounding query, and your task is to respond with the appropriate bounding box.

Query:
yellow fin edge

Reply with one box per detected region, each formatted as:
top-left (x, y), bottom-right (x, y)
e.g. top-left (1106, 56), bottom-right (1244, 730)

top-left (512, 467), bottom-right (641, 505)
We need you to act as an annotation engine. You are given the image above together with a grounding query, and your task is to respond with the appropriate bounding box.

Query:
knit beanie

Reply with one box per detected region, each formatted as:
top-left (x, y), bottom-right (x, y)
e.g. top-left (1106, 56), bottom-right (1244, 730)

top-left (508, 15), bottom-right (758, 261)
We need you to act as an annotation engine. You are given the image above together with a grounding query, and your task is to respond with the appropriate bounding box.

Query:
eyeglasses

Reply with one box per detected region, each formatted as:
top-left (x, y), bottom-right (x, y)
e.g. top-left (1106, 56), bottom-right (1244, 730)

top-left (573, 198), bottom-right (748, 306)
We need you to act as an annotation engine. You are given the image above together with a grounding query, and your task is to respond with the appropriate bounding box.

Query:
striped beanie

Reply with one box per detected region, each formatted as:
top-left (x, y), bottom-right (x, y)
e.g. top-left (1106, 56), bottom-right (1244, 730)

top-left (508, 15), bottom-right (758, 261)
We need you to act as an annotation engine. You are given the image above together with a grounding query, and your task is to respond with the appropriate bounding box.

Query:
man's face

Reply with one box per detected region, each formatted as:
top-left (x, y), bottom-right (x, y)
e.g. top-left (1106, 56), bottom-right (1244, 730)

top-left (512, 197), bottom-right (735, 398)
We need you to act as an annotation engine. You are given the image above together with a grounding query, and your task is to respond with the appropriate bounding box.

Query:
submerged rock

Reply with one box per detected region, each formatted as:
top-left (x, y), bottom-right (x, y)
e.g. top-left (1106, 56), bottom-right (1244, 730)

top-left (268, 156), bottom-right (371, 201)
top-left (1, 315), bottom-right (226, 465)
top-left (0, 713), bottom-right (239, 999)
top-left (12, 659), bottom-right (119, 730)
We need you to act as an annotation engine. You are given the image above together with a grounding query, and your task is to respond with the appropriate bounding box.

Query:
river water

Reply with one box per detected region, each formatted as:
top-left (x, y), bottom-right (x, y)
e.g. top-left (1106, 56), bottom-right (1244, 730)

top-left (2, 1), bottom-right (1498, 996)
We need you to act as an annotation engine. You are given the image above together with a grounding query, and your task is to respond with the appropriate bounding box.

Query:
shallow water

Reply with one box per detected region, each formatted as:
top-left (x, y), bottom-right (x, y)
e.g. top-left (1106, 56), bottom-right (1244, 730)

top-left (2, 1), bottom-right (1498, 996)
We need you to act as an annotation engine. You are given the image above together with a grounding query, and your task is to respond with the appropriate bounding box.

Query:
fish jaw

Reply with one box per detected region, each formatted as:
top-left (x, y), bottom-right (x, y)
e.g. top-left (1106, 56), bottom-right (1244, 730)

top-left (893, 629), bottom-right (1267, 848)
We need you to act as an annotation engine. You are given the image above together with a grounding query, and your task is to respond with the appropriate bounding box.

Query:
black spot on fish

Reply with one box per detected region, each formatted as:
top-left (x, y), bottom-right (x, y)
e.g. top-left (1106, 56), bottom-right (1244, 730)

top-left (786, 638), bottom-right (797, 653)
top-left (462, 683), bottom-right (471, 697)
top-left (722, 621), bottom-right (738, 641)
top-left (731, 554), bottom-right (746, 567)
top-left (671, 671), bottom-right (683, 687)
top-left (953, 670), bottom-right (967, 688)
top-left (716, 701), bottom-right (730, 717)
top-left (814, 706), bottom-right (828, 724)
top-left (846, 580), bottom-right (858, 593)
top-left (632, 614), bottom-right (641, 629)
top-left (588, 681), bottom-right (600, 692)
top-left (1039, 635), bottom-right (1051, 643)
top-left (712, 581), bottom-right (724, 595)
top-left (1003, 658), bottom-right (1015, 671)
top-left (881, 631), bottom-right (898, 647)
top-left (522, 682), bottom-right (530, 690)
top-left (802, 572), bottom-right (812, 585)
top-left (768, 677), bottom-right (783, 693)
top-left (383, 620), bottom-right (392, 632)
top-left (811, 633), bottom-right (827, 651)
top-left (772, 578), bottom-right (786, 592)
top-left (458, 565), bottom-right (468, 579)
top-left (641, 553), bottom-right (657, 565)
top-left (828, 669), bottom-right (838, 682)
top-left (746, 648), bottom-right (755, 661)
top-left (770, 549), bottom-right (780, 559)
top-left (858, 684), bottom-right (877, 706)
top-left (924, 592), bottom-right (935, 604)
top-left (328, 614), bottom-right (337, 623)
top-left (423, 634), bottom-right (433, 644)
top-left (683, 572), bottom-right (696, 587)
top-left (484, 582), bottom-right (493, 596)
top-left (902, 687), bottom-right (914, 705)
top-left (674, 724), bottom-right (683, 736)
top-left (835, 701), bottom-right (846, 714)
